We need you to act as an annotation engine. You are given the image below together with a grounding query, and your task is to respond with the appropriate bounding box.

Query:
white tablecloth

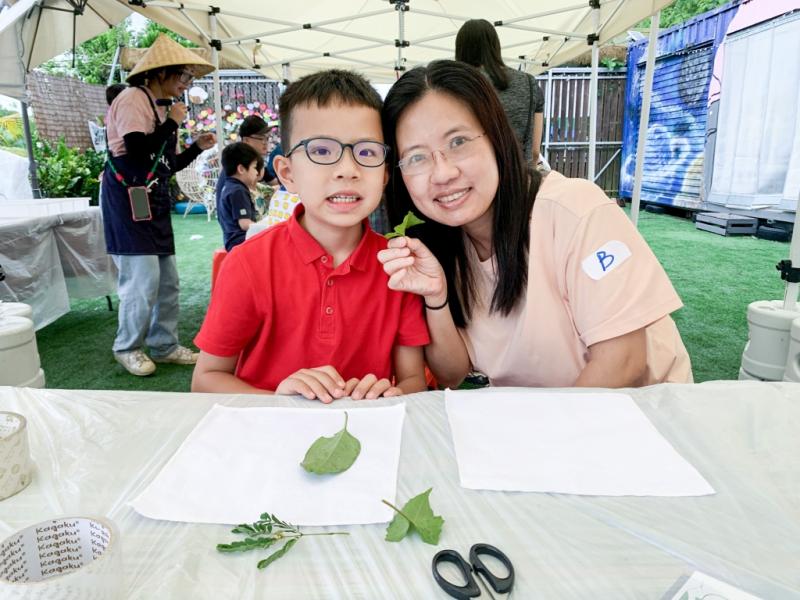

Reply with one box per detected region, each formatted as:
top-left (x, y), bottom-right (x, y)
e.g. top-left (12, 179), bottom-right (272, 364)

top-left (0, 382), bottom-right (798, 599)
top-left (0, 208), bottom-right (116, 329)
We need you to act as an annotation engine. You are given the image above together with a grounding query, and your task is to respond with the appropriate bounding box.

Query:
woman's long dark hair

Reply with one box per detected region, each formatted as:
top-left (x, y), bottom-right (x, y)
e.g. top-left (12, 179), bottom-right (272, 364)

top-left (455, 19), bottom-right (509, 91)
top-left (382, 60), bottom-right (541, 328)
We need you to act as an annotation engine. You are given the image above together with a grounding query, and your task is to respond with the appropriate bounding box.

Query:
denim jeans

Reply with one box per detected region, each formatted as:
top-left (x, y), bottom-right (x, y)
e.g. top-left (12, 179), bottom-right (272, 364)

top-left (111, 254), bottom-right (180, 358)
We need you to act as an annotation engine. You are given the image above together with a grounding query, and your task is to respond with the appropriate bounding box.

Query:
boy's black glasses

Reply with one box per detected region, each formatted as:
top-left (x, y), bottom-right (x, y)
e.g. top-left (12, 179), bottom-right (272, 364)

top-left (286, 137), bottom-right (390, 168)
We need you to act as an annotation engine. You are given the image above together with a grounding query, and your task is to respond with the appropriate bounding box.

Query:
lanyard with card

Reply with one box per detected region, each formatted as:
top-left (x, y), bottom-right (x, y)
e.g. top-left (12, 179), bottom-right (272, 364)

top-left (107, 141), bottom-right (167, 222)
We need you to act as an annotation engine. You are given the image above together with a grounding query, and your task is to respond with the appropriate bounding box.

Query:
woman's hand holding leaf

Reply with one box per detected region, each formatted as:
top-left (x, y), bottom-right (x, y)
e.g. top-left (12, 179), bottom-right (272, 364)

top-left (378, 236), bottom-right (447, 305)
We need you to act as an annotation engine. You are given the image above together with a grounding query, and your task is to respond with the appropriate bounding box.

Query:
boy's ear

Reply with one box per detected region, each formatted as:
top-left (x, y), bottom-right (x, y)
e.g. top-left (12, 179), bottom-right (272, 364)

top-left (273, 154), bottom-right (298, 193)
top-left (236, 163), bottom-right (248, 176)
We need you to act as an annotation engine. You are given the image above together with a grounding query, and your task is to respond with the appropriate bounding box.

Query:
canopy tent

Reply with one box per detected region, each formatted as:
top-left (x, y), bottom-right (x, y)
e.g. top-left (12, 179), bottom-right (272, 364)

top-left (117, 0), bottom-right (669, 81)
top-left (0, 0), bottom-right (667, 218)
top-left (0, 0), bottom-right (130, 99)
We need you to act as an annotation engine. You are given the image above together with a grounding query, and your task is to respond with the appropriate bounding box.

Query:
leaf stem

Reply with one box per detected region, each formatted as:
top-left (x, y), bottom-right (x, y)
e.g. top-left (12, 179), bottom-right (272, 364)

top-left (381, 499), bottom-right (412, 522)
top-left (302, 532), bottom-right (350, 537)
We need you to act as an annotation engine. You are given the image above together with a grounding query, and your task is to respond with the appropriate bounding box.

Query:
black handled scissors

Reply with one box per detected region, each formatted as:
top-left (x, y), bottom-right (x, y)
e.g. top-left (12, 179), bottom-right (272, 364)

top-left (432, 543), bottom-right (515, 599)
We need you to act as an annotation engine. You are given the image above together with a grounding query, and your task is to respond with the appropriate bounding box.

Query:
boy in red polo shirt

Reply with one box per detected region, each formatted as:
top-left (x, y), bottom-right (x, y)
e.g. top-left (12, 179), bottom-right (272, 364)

top-left (192, 70), bottom-right (430, 401)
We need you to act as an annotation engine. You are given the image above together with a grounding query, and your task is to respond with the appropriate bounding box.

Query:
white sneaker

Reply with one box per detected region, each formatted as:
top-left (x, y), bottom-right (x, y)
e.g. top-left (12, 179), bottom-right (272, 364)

top-left (153, 345), bottom-right (199, 365)
top-left (114, 349), bottom-right (156, 376)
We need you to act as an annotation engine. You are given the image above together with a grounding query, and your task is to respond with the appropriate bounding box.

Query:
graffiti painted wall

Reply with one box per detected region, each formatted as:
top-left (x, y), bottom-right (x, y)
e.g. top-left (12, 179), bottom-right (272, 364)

top-left (620, 2), bottom-right (741, 207)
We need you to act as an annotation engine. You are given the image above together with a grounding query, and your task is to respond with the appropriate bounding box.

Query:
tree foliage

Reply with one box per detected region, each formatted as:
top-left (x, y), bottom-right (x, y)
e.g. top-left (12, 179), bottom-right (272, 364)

top-left (134, 21), bottom-right (197, 49)
top-left (640, 0), bottom-right (731, 29)
top-left (40, 23), bottom-right (130, 85)
top-left (38, 19), bottom-right (195, 85)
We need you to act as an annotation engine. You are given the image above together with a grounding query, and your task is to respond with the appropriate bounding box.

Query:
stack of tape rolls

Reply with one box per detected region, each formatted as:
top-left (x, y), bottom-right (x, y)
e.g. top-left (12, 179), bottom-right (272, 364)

top-left (0, 412), bottom-right (31, 501)
top-left (0, 517), bottom-right (123, 599)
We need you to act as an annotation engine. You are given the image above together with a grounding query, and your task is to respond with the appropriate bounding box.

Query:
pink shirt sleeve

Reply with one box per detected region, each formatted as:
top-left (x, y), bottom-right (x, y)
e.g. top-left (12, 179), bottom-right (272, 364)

top-left (106, 87), bottom-right (159, 157)
top-left (562, 194), bottom-right (683, 348)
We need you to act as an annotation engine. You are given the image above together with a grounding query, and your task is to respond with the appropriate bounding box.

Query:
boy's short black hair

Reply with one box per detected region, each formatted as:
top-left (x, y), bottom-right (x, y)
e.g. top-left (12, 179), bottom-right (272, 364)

top-left (106, 83), bottom-right (127, 106)
top-left (221, 142), bottom-right (264, 177)
top-left (278, 69), bottom-right (382, 151)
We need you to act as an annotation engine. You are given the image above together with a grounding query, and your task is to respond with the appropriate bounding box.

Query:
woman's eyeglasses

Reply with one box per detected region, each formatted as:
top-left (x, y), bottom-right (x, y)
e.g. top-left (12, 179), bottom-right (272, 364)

top-left (398, 134), bottom-right (486, 175)
top-left (286, 137), bottom-right (390, 168)
top-left (178, 70), bottom-right (194, 85)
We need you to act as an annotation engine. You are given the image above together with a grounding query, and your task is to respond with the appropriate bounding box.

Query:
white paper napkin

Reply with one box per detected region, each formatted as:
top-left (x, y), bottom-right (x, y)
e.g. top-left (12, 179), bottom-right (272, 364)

top-left (445, 389), bottom-right (714, 496)
top-left (131, 404), bottom-right (406, 525)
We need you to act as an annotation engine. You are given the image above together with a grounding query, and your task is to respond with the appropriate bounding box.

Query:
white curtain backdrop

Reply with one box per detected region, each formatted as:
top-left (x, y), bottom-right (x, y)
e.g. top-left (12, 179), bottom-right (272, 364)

top-left (708, 12), bottom-right (800, 211)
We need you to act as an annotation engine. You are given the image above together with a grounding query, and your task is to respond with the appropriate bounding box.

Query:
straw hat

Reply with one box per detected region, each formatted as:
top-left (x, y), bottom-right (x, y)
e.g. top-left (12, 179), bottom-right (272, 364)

top-left (127, 34), bottom-right (215, 82)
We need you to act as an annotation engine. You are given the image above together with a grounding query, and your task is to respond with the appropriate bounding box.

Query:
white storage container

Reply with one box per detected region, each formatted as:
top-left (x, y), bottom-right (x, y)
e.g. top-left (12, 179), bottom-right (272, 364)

top-left (740, 300), bottom-right (800, 381)
top-left (0, 316), bottom-right (41, 386)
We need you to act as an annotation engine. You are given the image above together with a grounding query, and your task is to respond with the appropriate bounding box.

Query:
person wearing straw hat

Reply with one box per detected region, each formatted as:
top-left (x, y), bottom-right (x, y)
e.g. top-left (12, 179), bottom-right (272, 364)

top-left (102, 34), bottom-right (217, 377)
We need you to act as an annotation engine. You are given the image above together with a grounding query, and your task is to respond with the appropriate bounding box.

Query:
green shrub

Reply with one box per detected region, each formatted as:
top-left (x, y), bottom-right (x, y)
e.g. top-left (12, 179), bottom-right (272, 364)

top-left (34, 137), bottom-right (105, 204)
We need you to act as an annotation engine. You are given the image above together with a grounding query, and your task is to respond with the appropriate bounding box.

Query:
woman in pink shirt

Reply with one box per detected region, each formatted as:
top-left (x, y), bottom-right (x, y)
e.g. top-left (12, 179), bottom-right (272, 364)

top-left (378, 60), bottom-right (692, 389)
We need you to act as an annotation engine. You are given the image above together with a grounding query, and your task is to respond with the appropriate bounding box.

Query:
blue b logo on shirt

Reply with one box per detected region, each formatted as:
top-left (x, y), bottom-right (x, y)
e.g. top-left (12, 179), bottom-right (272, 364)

top-left (596, 251), bottom-right (615, 272)
top-left (582, 240), bottom-right (631, 280)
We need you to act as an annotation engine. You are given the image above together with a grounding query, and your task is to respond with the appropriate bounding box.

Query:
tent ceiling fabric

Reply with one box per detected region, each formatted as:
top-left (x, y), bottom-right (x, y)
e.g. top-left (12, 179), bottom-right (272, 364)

top-left (0, 0), bottom-right (131, 99)
top-left (120, 0), bottom-right (671, 82)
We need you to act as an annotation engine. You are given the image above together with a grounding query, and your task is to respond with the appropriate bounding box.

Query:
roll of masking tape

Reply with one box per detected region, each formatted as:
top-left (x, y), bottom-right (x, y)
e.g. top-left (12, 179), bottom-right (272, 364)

top-left (0, 412), bottom-right (31, 501)
top-left (0, 516), bottom-right (123, 600)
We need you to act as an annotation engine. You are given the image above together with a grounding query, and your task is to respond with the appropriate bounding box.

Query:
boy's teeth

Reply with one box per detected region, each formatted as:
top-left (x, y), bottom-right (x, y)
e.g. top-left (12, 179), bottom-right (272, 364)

top-left (438, 189), bottom-right (467, 203)
top-left (328, 195), bottom-right (359, 203)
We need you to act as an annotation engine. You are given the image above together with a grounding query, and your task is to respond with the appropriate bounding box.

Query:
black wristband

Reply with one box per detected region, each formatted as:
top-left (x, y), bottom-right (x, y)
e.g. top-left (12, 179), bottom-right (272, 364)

top-left (424, 296), bottom-right (448, 311)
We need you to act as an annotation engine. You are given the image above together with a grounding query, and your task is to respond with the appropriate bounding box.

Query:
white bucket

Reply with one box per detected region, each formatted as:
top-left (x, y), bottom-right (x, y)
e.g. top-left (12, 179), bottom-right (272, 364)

top-left (737, 367), bottom-right (765, 381)
top-left (0, 317), bottom-right (41, 387)
top-left (740, 300), bottom-right (800, 381)
top-left (783, 317), bottom-right (800, 383)
top-left (0, 302), bottom-right (33, 321)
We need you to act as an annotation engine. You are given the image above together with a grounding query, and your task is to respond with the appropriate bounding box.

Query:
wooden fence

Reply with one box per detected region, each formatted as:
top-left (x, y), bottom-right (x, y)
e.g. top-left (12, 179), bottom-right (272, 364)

top-left (537, 67), bottom-right (627, 197)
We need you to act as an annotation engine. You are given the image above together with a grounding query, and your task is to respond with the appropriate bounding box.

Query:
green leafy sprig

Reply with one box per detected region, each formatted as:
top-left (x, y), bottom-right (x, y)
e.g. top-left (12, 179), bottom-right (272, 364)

top-left (385, 211), bottom-right (426, 239)
top-left (382, 488), bottom-right (444, 545)
top-left (217, 513), bottom-right (349, 570)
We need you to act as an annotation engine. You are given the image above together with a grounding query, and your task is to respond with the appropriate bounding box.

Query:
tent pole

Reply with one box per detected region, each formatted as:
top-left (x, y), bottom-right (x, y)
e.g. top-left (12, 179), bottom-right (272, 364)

top-left (394, 0), bottom-right (408, 76)
top-left (20, 100), bottom-right (41, 199)
top-left (209, 8), bottom-right (224, 154)
top-left (107, 44), bottom-right (121, 85)
top-left (587, 2), bottom-right (600, 182)
top-left (631, 10), bottom-right (660, 227)
top-left (783, 191), bottom-right (800, 311)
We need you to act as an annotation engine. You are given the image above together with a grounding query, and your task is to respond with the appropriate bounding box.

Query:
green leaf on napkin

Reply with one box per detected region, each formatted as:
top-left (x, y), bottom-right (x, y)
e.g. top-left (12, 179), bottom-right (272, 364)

top-left (385, 210), bottom-right (426, 239)
top-left (383, 488), bottom-right (444, 545)
top-left (301, 412), bottom-right (361, 474)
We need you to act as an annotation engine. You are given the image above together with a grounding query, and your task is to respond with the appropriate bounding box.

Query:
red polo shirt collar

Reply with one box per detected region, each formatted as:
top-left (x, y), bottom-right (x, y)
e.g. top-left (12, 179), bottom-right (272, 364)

top-left (287, 204), bottom-right (377, 272)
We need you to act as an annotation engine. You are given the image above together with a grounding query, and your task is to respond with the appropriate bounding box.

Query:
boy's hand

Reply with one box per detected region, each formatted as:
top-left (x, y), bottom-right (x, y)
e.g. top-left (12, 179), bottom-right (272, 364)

top-left (275, 366), bottom-right (346, 403)
top-left (377, 236), bottom-right (447, 304)
top-left (345, 374), bottom-right (402, 400)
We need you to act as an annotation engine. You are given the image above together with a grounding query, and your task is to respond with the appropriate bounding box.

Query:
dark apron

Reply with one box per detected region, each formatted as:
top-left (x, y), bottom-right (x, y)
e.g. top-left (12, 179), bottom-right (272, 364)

top-left (102, 87), bottom-right (177, 256)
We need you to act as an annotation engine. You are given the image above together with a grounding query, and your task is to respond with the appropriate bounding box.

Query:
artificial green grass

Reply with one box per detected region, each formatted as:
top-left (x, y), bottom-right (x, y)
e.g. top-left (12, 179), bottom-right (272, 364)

top-left (35, 209), bottom-right (790, 391)
top-left (36, 213), bottom-right (221, 392)
top-left (636, 210), bottom-right (787, 383)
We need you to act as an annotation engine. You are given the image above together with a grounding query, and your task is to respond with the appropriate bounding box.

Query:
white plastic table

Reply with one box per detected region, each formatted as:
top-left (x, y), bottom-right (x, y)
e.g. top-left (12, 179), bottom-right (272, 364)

top-left (0, 207), bottom-right (116, 329)
top-left (0, 382), bottom-right (798, 599)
